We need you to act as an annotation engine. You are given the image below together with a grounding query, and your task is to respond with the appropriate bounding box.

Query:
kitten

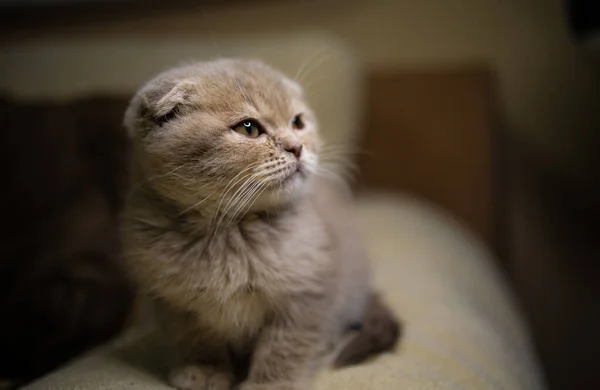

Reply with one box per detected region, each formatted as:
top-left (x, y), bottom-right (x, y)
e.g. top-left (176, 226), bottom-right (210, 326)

top-left (123, 59), bottom-right (399, 390)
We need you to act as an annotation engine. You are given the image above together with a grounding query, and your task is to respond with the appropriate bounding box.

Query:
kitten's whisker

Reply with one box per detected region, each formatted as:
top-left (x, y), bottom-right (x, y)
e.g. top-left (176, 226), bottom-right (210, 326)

top-left (298, 50), bottom-right (338, 87)
top-left (146, 163), bottom-right (192, 182)
top-left (318, 155), bottom-right (363, 165)
top-left (321, 167), bottom-right (358, 184)
top-left (223, 165), bottom-right (283, 228)
top-left (229, 176), bottom-right (273, 226)
top-left (318, 147), bottom-right (362, 166)
top-left (220, 161), bottom-right (275, 201)
top-left (318, 146), bottom-right (370, 157)
top-left (231, 72), bottom-right (253, 107)
top-left (294, 48), bottom-right (328, 84)
top-left (319, 160), bottom-right (359, 174)
top-left (318, 153), bottom-right (360, 162)
top-left (212, 161), bottom-right (275, 224)
top-left (238, 167), bottom-right (287, 212)
top-left (319, 145), bottom-right (360, 153)
top-left (127, 162), bottom-right (193, 197)
top-left (318, 161), bottom-right (357, 178)
top-left (218, 167), bottom-right (271, 218)
top-left (329, 154), bottom-right (359, 163)
top-left (225, 179), bottom-right (269, 229)
top-left (212, 169), bottom-right (270, 238)
top-left (314, 167), bottom-right (354, 199)
top-left (208, 167), bottom-right (263, 242)
top-left (317, 151), bottom-right (368, 170)
top-left (221, 177), bottom-right (262, 226)
top-left (240, 179), bottom-right (271, 219)
top-left (318, 157), bottom-right (359, 173)
top-left (223, 168), bottom-right (275, 222)
top-left (178, 189), bottom-right (218, 216)
top-left (210, 179), bottom-right (256, 242)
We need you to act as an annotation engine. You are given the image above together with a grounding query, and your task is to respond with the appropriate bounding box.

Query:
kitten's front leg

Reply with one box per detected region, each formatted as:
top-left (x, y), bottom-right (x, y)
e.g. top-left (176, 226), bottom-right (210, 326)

top-left (156, 304), bottom-right (233, 390)
top-left (239, 301), bottom-right (330, 390)
top-left (170, 364), bottom-right (232, 390)
top-left (168, 335), bottom-right (233, 390)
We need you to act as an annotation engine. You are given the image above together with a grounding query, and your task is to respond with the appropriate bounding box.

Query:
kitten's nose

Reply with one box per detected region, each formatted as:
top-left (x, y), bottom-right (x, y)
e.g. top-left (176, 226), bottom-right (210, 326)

top-left (285, 144), bottom-right (303, 159)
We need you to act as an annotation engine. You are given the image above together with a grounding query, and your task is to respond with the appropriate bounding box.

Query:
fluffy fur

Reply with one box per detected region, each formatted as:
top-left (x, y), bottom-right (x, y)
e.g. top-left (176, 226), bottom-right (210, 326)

top-left (123, 59), bottom-right (399, 390)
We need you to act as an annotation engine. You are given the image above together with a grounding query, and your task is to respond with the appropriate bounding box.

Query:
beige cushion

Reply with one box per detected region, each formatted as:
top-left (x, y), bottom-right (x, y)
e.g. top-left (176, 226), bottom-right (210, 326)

top-left (23, 193), bottom-right (545, 390)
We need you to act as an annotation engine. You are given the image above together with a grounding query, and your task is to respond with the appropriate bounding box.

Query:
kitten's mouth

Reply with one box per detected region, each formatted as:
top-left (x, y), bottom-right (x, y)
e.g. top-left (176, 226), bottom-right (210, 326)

top-left (293, 161), bottom-right (308, 180)
top-left (279, 171), bottom-right (299, 186)
top-left (272, 163), bottom-right (305, 188)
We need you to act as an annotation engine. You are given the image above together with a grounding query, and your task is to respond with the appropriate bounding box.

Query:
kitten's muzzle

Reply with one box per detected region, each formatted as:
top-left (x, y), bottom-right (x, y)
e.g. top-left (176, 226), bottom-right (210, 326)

top-left (284, 143), bottom-right (302, 159)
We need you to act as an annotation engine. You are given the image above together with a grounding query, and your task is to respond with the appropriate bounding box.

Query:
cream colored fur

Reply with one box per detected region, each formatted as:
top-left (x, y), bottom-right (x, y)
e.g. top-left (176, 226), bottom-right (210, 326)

top-left (122, 59), bottom-right (384, 390)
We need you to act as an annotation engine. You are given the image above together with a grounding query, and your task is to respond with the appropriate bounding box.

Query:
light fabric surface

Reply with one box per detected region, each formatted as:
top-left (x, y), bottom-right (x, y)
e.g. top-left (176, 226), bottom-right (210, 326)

top-left (23, 194), bottom-right (545, 390)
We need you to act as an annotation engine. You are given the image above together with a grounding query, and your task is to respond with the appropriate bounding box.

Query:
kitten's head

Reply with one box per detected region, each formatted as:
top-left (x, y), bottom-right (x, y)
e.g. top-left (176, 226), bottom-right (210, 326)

top-left (124, 59), bottom-right (321, 216)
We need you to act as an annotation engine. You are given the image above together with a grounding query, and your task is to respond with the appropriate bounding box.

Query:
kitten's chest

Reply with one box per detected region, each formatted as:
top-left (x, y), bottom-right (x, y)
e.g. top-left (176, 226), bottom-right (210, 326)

top-left (197, 213), bottom-right (335, 343)
top-left (183, 225), bottom-right (312, 341)
top-left (199, 288), bottom-right (267, 343)
top-left (132, 208), bottom-right (330, 322)
top-left (195, 213), bottom-right (330, 296)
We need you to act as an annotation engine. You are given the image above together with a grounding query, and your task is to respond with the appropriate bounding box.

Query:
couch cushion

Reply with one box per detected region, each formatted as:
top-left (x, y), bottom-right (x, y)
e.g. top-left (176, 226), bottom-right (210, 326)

top-left (23, 193), bottom-right (545, 390)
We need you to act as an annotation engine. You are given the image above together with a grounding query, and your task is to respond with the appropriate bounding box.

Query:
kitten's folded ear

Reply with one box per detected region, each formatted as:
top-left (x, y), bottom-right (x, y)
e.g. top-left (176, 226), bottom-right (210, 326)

top-left (124, 79), bottom-right (195, 138)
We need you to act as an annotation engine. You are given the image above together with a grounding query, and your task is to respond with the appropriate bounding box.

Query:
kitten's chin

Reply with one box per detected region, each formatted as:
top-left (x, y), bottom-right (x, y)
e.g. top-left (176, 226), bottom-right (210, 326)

top-left (254, 171), bottom-right (312, 211)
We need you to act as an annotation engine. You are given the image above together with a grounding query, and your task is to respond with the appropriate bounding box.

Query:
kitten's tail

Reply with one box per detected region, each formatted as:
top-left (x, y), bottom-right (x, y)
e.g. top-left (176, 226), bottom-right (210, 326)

top-left (333, 293), bottom-right (401, 368)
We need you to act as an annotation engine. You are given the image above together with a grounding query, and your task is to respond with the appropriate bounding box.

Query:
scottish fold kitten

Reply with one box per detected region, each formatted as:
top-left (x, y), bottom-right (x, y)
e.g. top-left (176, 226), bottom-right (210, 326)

top-left (123, 59), bottom-right (399, 390)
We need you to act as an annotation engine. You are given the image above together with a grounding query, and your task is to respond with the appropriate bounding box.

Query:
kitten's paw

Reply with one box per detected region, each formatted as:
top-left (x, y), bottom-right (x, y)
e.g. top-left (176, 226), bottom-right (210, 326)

top-left (169, 365), bottom-right (232, 390)
top-left (238, 383), bottom-right (300, 390)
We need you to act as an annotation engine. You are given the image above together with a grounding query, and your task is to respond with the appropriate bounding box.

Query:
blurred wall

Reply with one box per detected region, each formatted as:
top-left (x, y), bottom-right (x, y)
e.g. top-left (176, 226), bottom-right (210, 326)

top-left (1, 0), bottom-right (598, 160)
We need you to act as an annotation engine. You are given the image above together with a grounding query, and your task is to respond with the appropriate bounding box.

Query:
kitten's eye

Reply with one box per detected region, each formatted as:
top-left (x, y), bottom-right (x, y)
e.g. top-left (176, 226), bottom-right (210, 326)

top-left (232, 120), bottom-right (261, 138)
top-left (292, 114), bottom-right (305, 130)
